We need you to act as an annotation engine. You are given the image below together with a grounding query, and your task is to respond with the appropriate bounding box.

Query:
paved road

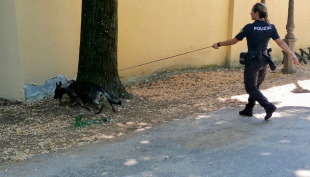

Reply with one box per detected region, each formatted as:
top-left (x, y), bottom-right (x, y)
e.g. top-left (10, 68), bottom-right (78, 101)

top-left (0, 81), bottom-right (310, 177)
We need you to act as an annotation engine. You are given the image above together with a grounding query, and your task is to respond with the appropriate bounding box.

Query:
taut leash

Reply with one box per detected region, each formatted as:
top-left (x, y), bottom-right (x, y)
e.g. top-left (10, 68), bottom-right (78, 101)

top-left (119, 46), bottom-right (212, 71)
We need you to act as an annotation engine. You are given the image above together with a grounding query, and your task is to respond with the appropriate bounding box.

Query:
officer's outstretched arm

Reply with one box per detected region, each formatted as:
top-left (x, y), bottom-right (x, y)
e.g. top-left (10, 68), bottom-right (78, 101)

top-left (274, 38), bottom-right (299, 65)
top-left (212, 38), bottom-right (239, 49)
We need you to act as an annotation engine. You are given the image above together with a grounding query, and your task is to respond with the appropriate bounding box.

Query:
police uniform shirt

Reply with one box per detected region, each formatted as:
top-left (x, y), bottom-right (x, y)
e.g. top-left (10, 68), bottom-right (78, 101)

top-left (235, 20), bottom-right (280, 51)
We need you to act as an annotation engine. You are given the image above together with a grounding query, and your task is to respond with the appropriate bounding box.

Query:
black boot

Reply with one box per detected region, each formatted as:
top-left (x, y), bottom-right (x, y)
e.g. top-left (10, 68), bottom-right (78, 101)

top-left (264, 103), bottom-right (277, 120)
top-left (239, 104), bottom-right (255, 116)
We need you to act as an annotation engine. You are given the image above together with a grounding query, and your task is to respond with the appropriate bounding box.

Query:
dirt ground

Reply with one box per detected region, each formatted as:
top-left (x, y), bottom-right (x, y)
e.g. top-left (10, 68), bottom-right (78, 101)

top-left (0, 63), bottom-right (309, 165)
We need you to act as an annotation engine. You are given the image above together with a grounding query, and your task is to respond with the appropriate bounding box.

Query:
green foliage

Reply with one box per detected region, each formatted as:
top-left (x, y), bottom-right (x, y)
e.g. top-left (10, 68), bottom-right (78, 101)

top-left (73, 114), bottom-right (110, 128)
top-left (100, 102), bottom-right (108, 106)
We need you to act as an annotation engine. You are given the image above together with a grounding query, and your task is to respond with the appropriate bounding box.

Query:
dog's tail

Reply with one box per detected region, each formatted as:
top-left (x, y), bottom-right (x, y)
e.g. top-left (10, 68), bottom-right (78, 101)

top-left (100, 87), bottom-right (122, 105)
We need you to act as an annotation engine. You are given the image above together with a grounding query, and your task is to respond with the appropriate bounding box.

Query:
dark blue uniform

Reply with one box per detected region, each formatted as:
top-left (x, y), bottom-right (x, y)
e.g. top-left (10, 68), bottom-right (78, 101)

top-left (236, 20), bottom-right (280, 50)
top-left (235, 20), bottom-right (280, 109)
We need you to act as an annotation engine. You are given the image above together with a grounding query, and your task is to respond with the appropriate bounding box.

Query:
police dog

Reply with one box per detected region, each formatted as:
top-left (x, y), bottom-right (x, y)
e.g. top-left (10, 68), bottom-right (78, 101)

top-left (54, 81), bottom-right (121, 114)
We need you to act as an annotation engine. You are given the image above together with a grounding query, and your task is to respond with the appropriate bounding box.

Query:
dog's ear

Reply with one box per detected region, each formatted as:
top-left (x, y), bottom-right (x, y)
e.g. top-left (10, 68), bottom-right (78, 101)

top-left (59, 81), bottom-right (62, 87)
top-left (56, 82), bottom-right (59, 87)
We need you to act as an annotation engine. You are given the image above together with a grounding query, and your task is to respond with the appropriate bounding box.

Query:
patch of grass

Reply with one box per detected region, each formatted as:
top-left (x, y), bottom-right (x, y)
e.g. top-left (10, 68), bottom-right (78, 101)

top-left (100, 102), bottom-right (108, 106)
top-left (73, 114), bottom-right (110, 128)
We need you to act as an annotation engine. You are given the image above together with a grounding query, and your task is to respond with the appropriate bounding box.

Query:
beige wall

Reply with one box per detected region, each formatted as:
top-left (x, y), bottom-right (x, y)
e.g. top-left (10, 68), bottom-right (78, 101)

top-left (0, 0), bottom-right (309, 101)
top-left (118, 0), bottom-right (231, 80)
top-left (294, 0), bottom-right (310, 48)
top-left (227, 0), bottom-right (310, 64)
top-left (0, 0), bottom-right (81, 100)
top-left (0, 0), bottom-right (24, 100)
top-left (14, 0), bottom-right (82, 85)
top-left (226, 0), bottom-right (258, 67)
top-left (267, 0), bottom-right (310, 59)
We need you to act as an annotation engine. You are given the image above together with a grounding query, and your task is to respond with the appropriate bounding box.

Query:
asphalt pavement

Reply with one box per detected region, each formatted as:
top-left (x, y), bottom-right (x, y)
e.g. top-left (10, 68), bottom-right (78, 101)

top-left (0, 80), bottom-right (310, 177)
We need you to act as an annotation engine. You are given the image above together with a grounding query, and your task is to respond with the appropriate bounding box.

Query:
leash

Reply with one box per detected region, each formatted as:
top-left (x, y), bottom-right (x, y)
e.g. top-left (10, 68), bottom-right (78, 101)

top-left (119, 46), bottom-right (212, 71)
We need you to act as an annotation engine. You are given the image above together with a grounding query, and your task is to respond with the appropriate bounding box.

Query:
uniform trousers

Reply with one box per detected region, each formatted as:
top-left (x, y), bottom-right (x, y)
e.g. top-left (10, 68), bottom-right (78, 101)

top-left (243, 56), bottom-right (272, 108)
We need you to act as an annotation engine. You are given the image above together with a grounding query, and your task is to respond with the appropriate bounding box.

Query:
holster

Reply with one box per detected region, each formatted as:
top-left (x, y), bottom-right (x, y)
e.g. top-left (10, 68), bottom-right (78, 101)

top-left (248, 50), bottom-right (262, 60)
top-left (239, 49), bottom-right (262, 65)
top-left (239, 52), bottom-right (249, 65)
top-left (240, 47), bottom-right (276, 69)
top-left (266, 48), bottom-right (276, 71)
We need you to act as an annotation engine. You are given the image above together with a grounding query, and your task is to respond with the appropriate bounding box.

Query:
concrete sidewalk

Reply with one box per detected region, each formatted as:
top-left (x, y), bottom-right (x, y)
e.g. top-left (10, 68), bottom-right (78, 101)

top-left (0, 81), bottom-right (310, 177)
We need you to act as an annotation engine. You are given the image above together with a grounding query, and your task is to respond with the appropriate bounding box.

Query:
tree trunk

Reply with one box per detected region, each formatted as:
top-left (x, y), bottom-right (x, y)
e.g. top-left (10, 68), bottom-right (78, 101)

top-left (77, 0), bottom-right (131, 98)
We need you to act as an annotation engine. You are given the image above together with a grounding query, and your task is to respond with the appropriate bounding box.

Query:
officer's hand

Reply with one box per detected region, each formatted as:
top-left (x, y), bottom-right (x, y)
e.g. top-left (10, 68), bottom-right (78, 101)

top-left (291, 55), bottom-right (299, 65)
top-left (212, 43), bottom-right (219, 49)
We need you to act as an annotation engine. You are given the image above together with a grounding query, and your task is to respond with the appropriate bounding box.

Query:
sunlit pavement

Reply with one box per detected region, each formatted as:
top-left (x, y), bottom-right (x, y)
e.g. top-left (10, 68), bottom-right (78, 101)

top-left (0, 80), bottom-right (310, 177)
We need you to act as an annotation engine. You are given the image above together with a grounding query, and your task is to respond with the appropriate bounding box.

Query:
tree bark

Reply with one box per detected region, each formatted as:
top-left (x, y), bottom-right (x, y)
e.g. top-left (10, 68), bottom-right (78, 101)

top-left (77, 0), bottom-right (131, 98)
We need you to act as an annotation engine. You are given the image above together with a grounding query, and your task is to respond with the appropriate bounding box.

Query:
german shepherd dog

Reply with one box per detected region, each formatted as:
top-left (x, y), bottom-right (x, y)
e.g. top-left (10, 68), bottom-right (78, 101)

top-left (54, 81), bottom-right (122, 114)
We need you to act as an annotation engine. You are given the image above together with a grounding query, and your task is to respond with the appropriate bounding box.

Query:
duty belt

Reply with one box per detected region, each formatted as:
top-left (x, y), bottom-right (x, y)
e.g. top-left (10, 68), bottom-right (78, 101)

top-left (262, 50), bottom-right (268, 56)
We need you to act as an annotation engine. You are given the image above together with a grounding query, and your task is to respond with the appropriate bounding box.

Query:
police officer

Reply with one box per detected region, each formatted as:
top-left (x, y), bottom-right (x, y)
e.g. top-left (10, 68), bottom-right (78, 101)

top-left (212, 3), bottom-right (299, 120)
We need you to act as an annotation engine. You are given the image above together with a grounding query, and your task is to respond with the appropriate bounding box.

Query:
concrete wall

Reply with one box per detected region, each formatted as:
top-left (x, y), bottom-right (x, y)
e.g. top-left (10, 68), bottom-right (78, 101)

top-left (0, 0), bottom-right (309, 101)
